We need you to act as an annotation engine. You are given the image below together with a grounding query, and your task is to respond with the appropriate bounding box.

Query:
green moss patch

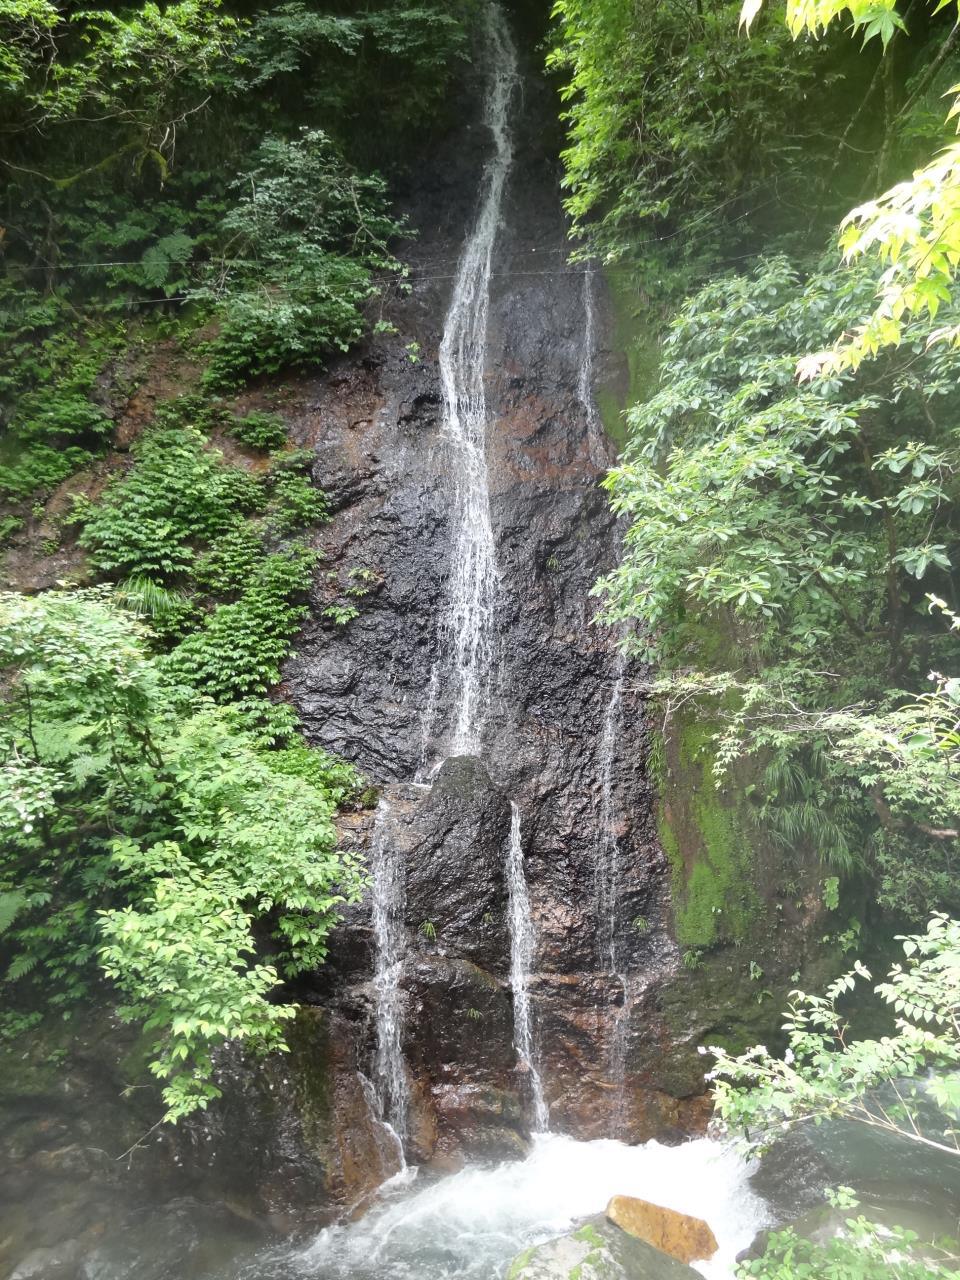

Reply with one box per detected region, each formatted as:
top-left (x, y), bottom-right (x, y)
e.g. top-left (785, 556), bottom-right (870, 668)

top-left (661, 717), bottom-right (760, 949)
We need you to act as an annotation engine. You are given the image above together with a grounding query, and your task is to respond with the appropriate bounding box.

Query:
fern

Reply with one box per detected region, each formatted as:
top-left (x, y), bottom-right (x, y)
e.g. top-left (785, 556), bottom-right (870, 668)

top-left (0, 890), bottom-right (26, 935)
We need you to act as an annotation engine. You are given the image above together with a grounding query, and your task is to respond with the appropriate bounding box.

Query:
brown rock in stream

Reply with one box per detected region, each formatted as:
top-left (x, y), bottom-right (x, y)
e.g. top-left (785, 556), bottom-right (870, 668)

top-left (605, 1196), bottom-right (719, 1265)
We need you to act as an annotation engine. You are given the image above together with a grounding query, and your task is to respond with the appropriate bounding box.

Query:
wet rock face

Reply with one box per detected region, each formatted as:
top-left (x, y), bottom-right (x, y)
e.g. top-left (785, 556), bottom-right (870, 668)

top-left (281, 11), bottom-right (705, 1183)
top-left (0, 1008), bottom-right (376, 1278)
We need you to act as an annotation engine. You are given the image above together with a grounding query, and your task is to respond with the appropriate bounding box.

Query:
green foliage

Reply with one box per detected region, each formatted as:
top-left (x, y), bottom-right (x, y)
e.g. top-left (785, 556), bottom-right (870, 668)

top-left (0, 286), bottom-right (119, 501)
top-left (78, 421), bottom-right (261, 579)
top-left (738, 1), bottom-right (960, 381)
top-left (710, 915), bottom-right (960, 1153)
top-left (548, 0), bottom-right (848, 267)
top-left (196, 130), bottom-right (406, 387)
top-left (228, 410), bottom-right (289, 452)
top-left (714, 916), bottom-right (960, 1277)
top-left (739, 1189), bottom-right (959, 1279)
top-left (0, 589), bottom-right (364, 1119)
top-left (597, 255), bottom-right (958, 666)
top-left (164, 545), bottom-right (317, 701)
top-left (264, 451), bottom-right (328, 533)
top-left (600, 251), bottom-right (960, 910)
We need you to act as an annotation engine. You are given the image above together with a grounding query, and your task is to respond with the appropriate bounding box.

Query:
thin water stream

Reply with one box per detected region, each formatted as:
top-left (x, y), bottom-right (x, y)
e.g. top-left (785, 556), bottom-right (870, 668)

top-left (578, 263), bottom-right (607, 467)
top-left (430, 1), bottom-right (518, 759)
top-left (506, 802), bottom-right (549, 1131)
top-left (370, 799), bottom-right (410, 1145)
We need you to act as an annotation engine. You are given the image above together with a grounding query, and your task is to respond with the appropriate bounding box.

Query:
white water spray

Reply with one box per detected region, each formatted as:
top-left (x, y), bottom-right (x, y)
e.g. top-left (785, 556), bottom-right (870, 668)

top-left (245, 1133), bottom-right (769, 1280)
top-left (370, 799), bottom-right (410, 1145)
top-left (506, 802), bottom-right (549, 1132)
top-left (433, 3), bottom-right (519, 757)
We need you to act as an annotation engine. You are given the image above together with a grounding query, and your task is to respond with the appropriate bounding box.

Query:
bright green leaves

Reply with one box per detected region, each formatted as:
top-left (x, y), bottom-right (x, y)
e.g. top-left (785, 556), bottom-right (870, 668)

top-left (78, 422), bottom-right (261, 580)
top-left (739, 0), bottom-right (912, 45)
top-left (711, 915), bottom-right (960, 1168)
top-left (740, 1), bottom-right (960, 376)
top-left (0, 589), bottom-right (364, 1120)
top-left (163, 544), bottom-right (318, 700)
top-left (596, 255), bottom-right (958, 666)
top-left (604, 252), bottom-right (960, 913)
top-left (0, 390), bottom-right (364, 1121)
top-left (548, 0), bottom-right (833, 265)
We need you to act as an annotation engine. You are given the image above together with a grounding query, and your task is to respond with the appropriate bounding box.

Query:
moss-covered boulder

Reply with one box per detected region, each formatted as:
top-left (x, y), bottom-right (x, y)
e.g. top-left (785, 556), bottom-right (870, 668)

top-left (506, 1215), bottom-right (704, 1280)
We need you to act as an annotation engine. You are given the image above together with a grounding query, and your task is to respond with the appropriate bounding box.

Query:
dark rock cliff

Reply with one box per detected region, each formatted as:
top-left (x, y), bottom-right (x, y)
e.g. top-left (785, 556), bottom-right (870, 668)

top-left (276, 6), bottom-right (708, 1193)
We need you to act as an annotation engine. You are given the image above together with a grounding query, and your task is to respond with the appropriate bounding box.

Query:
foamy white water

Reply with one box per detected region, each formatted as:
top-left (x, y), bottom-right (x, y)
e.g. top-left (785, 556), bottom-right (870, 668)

top-left (238, 1133), bottom-right (768, 1280)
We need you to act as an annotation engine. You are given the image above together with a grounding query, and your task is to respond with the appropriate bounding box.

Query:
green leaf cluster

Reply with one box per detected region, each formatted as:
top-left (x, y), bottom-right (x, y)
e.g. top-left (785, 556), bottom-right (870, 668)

top-left (0, 588), bottom-right (364, 1120)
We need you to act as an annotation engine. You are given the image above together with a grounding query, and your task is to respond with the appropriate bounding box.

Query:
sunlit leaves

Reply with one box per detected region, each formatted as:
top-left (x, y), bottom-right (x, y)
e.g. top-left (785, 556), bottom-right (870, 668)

top-left (0, 590), bottom-right (364, 1120)
top-left (740, 0), bottom-right (917, 45)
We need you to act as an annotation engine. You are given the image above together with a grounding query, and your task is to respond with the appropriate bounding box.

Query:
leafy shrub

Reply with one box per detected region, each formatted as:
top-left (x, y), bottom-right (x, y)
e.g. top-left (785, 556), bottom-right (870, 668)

top-left (227, 410), bottom-right (289, 451)
top-left (163, 545), bottom-right (317, 700)
top-left (0, 588), bottom-right (364, 1119)
top-left (0, 446), bottom-right (94, 500)
top-left (265, 461), bottom-right (327, 533)
top-left (191, 522), bottom-right (264, 596)
top-left (548, 0), bottom-right (848, 265)
top-left (78, 423), bottom-right (261, 579)
top-left (196, 130), bottom-right (405, 387)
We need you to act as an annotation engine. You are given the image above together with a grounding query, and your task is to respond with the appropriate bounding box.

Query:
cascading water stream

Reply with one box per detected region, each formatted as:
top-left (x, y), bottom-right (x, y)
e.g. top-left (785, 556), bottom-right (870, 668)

top-left (594, 654), bottom-right (625, 976)
top-left (506, 802), bottom-right (549, 1132)
top-left (594, 652), bottom-right (633, 1134)
top-left (431, 2), bottom-right (519, 758)
top-left (577, 263), bottom-right (607, 468)
top-left (370, 799), bottom-right (410, 1148)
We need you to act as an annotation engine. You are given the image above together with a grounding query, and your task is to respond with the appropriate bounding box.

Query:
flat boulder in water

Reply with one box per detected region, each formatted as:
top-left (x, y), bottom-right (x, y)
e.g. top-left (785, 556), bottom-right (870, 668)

top-left (606, 1195), bottom-right (719, 1264)
top-left (506, 1215), bottom-right (703, 1280)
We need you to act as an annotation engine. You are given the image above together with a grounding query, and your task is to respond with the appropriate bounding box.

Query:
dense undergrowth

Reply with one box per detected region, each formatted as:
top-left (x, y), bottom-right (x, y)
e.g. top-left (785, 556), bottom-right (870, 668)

top-left (0, 0), bottom-right (475, 514)
top-left (551, 0), bottom-right (960, 926)
top-left (550, 3), bottom-right (960, 1275)
top-left (0, 0), bottom-right (478, 1119)
top-left (0, 394), bottom-right (367, 1118)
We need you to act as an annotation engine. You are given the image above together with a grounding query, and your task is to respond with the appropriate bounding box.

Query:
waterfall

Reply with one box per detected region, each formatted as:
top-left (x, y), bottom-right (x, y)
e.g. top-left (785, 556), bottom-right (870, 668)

top-left (594, 652), bottom-right (633, 1134)
top-left (505, 802), bottom-right (549, 1132)
top-left (433, 2), bottom-right (519, 758)
top-left (577, 264), bottom-right (607, 467)
top-left (358, 1070), bottom-right (408, 1179)
top-left (370, 799), bottom-right (410, 1146)
top-left (595, 654), bottom-right (625, 974)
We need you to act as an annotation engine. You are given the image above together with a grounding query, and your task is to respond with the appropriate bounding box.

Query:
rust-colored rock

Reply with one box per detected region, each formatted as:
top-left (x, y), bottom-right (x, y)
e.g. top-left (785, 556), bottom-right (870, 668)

top-left (605, 1196), bottom-right (719, 1265)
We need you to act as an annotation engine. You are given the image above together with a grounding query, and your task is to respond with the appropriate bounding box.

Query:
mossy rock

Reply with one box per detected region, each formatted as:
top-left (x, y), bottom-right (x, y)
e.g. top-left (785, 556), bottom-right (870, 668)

top-left (506, 1215), bottom-right (703, 1279)
top-left (660, 715), bottom-right (761, 951)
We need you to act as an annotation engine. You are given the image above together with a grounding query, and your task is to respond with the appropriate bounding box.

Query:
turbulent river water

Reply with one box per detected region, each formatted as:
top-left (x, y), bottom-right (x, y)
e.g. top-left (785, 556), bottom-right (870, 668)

top-left (228, 1134), bottom-right (768, 1280)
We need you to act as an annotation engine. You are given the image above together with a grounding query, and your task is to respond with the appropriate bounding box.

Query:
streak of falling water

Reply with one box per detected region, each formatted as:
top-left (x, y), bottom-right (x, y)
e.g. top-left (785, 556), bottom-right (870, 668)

top-left (358, 1071), bottom-right (408, 1179)
top-left (578, 263), bottom-right (608, 467)
top-left (608, 975), bottom-right (636, 1139)
top-left (432, 3), bottom-right (518, 758)
top-left (595, 650), bottom-right (633, 1134)
top-left (370, 799), bottom-right (410, 1146)
top-left (595, 652), bottom-right (626, 975)
top-left (505, 802), bottom-right (549, 1132)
